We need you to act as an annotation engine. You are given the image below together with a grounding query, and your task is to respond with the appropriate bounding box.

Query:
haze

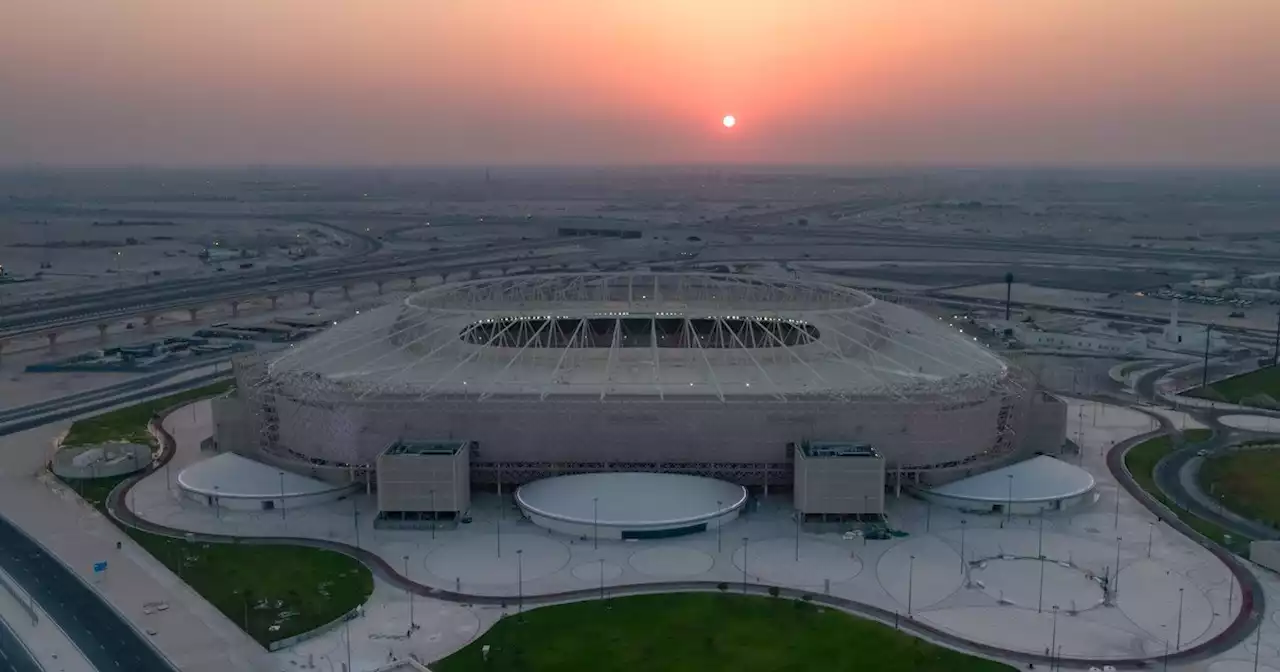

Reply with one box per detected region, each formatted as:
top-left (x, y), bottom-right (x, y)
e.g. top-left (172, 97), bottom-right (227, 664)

top-left (2, 0), bottom-right (1278, 166)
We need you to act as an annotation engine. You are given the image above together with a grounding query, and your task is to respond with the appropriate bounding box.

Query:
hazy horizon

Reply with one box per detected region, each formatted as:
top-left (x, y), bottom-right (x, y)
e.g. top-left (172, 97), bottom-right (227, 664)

top-left (3, 0), bottom-right (1278, 167)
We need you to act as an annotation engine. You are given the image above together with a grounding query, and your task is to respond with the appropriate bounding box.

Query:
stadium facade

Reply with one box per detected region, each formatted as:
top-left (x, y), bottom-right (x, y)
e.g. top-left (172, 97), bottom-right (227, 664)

top-left (213, 272), bottom-right (1067, 521)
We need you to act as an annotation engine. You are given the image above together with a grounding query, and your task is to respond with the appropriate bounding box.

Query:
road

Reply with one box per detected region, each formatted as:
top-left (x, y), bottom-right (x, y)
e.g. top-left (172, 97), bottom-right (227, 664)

top-left (0, 368), bottom-right (238, 672)
top-left (0, 517), bottom-right (173, 672)
top-left (0, 619), bottom-right (40, 672)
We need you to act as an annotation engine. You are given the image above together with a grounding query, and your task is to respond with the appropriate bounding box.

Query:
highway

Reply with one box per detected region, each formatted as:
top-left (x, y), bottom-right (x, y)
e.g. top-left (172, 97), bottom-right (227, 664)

top-left (0, 517), bottom-right (172, 672)
top-left (0, 619), bottom-right (40, 672)
top-left (0, 365), bottom-right (238, 672)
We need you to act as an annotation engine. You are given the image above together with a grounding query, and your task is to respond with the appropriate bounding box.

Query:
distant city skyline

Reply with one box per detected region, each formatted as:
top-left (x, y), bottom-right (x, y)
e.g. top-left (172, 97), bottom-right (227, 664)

top-left (2, 0), bottom-right (1278, 166)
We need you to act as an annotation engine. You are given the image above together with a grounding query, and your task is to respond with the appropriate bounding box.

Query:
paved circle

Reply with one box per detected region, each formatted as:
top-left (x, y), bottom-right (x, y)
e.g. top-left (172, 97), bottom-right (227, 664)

top-left (1219, 415), bottom-right (1280, 433)
top-left (877, 536), bottom-right (964, 611)
top-left (970, 558), bottom-right (1104, 611)
top-left (571, 560), bottom-right (624, 583)
top-left (1116, 560), bottom-right (1214, 648)
top-left (423, 533), bottom-right (570, 586)
top-left (628, 546), bottom-right (715, 578)
top-left (731, 538), bottom-right (862, 587)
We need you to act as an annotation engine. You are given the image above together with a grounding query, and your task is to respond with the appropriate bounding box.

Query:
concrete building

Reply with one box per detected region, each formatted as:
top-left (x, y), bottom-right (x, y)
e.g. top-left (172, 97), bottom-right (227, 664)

top-left (375, 440), bottom-right (472, 525)
top-left (918, 455), bottom-right (1096, 514)
top-left (792, 441), bottom-right (885, 517)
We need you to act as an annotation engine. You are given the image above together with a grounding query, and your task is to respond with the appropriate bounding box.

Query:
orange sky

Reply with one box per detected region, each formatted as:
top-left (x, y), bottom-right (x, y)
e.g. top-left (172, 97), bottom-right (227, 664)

top-left (1, 0), bottom-right (1277, 165)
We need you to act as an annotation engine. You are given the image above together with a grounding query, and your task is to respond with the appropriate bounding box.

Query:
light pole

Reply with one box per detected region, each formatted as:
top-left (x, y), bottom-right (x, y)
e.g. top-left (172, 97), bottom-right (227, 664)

top-left (279, 471), bottom-right (286, 521)
top-left (960, 519), bottom-right (967, 575)
top-left (1175, 587), bottom-right (1185, 650)
top-left (516, 549), bottom-right (524, 617)
top-left (925, 500), bottom-right (932, 532)
top-left (352, 498), bottom-right (360, 549)
top-left (1038, 512), bottom-right (1046, 613)
top-left (404, 555), bottom-right (415, 631)
top-left (1006, 474), bottom-right (1014, 523)
top-left (716, 500), bottom-right (723, 553)
top-left (1147, 521), bottom-right (1155, 558)
top-left (497, 504), bottom-right (502, 558)
top-left (593, 497), bottom-right (599, 550)
top-left (794, 508), bottom-right (801, 561)
top-left (430, 489), bottom-right (436, 541)
top-left (742, 537), bottom-right (749, 594)
top-left (1050, 605), bottom-right (1059, 671)
top-left (1114, 484), bottom-right (1121, 529)
top-left (1113, 536), bottom-right (1122, 599)
top-left (907, 554), bottom-right (916, 617)
top-left (214, 485), bottom-right (221, 520)
top-left (1253, 610), bottom-right (1263, 672)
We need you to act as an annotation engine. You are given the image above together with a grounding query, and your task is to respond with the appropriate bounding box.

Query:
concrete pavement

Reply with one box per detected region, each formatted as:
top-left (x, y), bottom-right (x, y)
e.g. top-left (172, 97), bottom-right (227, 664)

top-left (0, 423), bottom-right (274, 672)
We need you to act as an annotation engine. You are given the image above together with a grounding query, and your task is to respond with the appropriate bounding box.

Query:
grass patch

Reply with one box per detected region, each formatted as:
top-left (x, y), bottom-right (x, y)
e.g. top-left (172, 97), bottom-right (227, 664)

top-left (61, 380), bottom-right (234, 447)
top-left (1124, 435), bottom-right (1173, 498)
top-left (433, 593), bottom-right (1014, 672)
top-left (1200, 449), bottom-right (1280, 530)
top-left (1189, 366), bottom-right (1280, 407)
top-left (57, 384), bottom-right (373, 646)
top-left (1184, 428), bottom-right (1214, 444)
top-left (1124, 434), bottom-right (1250, 554)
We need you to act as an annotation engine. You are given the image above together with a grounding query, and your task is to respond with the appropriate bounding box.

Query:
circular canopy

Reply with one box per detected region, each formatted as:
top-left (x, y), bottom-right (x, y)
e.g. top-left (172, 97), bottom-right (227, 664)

top-left (268, 272), bottom-right (1008, 401)
top-left (515, 472), bottom-right (747, 528)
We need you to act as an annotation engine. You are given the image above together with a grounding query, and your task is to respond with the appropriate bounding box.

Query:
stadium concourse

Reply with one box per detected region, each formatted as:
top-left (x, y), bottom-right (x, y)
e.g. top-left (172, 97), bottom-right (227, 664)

top-left (123, 396), bottom-right (1271, 671)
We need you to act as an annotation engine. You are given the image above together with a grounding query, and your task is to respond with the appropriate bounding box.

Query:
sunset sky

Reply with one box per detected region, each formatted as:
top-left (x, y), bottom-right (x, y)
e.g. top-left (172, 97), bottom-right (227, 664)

top-left (2, 0), bottom-right (1277, 166)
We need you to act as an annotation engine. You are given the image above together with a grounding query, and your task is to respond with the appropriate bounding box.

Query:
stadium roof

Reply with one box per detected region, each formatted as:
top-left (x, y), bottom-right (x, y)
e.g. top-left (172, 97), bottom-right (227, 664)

top-left (267, 272), bottom-right (1009, 402)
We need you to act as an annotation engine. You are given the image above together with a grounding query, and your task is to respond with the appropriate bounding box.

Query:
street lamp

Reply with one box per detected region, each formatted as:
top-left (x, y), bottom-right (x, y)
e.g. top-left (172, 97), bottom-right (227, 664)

top-left (1050, 605), bottom-right (1059, 671)
top-left (593, 497), bottom-right (599, 550)
top-left (1147, 521), bottom-right (1155, 558)
top-left (279, 471), bottom-right (286, 521)
top-left (1037, 511), bottom-right (1048, 612)
top-left (430, 489), bottom-right (436, 541)
top-left (907, 554), bottom-right (916, 617)
top-left (960, 519), bottom-right (967, 575)
top-left (516, 549), bottom-right (524, 617)
top-left (716, 500), bottom-right (723, 553)
top-left (794, 508), bottom-right (801, 561)
top-left (742, 537), bottom-right (749, 594)
top-left (404, 555), bottom-right (415, 631)
top-left (1113, 536), bottom-right (1122, 599)
top-left (1175, 587), bottom-right (1185, 650)
top-left (352, 498), bottom-right (361, 549)
top-left (1006, 474), bottom-right (1014, 523)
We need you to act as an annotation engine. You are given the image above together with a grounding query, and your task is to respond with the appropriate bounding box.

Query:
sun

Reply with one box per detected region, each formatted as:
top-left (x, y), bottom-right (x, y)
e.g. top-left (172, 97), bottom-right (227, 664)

top-left (722, 115), bottom-right (736, 129)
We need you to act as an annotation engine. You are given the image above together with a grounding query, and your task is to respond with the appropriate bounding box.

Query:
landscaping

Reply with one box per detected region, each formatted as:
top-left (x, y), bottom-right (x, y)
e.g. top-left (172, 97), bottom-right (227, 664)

top-left (60, 379), bottom-right (235, 447)
top-left (56, 384), bottom-right (373, 646)
top-left (1200, 446), bottom-right (1280, 530)
top-left (432, 593), bottom-right (1014, 672)
top-left (1189, 365), bottom-right (1280, 408)
top-left (1123, 432), bottom-right (1248, 553)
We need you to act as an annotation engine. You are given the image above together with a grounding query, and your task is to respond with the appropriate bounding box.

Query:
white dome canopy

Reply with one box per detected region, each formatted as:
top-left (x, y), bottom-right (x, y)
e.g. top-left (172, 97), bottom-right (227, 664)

top-left (269, 272), bottom-right (1007, 402)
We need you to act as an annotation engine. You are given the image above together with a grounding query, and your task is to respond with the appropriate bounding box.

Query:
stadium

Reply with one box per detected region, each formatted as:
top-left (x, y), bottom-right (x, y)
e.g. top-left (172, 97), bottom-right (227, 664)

top-left (212, 272), bottom-right (1068, 532)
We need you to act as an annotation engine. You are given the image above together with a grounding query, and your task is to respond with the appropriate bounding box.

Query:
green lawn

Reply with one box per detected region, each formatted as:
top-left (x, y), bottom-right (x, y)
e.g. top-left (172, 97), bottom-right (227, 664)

top-left (1190, 366), bottom-right (1280, 407)
top-left (1200, 448), bottom-right (1280, 530)
top-left (58, 384), bottom-right (374, 646)
top-left (432, 593), bottom-right (1014, 672)
top-left (61, 380), bottom-right (235, 447)
top-left (1123, 433), bottom-right (1249, 553)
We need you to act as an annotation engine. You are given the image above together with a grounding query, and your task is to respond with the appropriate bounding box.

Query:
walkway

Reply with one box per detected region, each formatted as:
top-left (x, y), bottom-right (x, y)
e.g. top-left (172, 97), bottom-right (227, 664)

top-left (111, 398), bottom-right (1257, 670)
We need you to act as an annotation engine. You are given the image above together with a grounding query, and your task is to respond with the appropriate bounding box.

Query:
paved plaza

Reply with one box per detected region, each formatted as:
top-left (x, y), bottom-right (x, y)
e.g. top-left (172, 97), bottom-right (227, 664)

top-left (110, 398), bottom-right (1276, 670)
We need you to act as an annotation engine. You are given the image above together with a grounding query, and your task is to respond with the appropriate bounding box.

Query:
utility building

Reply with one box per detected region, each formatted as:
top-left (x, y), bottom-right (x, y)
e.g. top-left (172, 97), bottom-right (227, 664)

top-left (375, 440), bottom-right (472, 527)
top-left (793, 441), bottom-right (886, 518)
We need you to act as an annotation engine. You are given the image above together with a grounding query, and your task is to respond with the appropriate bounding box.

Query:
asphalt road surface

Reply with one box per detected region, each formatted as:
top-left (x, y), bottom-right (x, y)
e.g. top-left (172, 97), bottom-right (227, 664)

top-left (0, 618), bottom-right (40, 672)
top-left (0, 513), bottom-right (174, 672)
